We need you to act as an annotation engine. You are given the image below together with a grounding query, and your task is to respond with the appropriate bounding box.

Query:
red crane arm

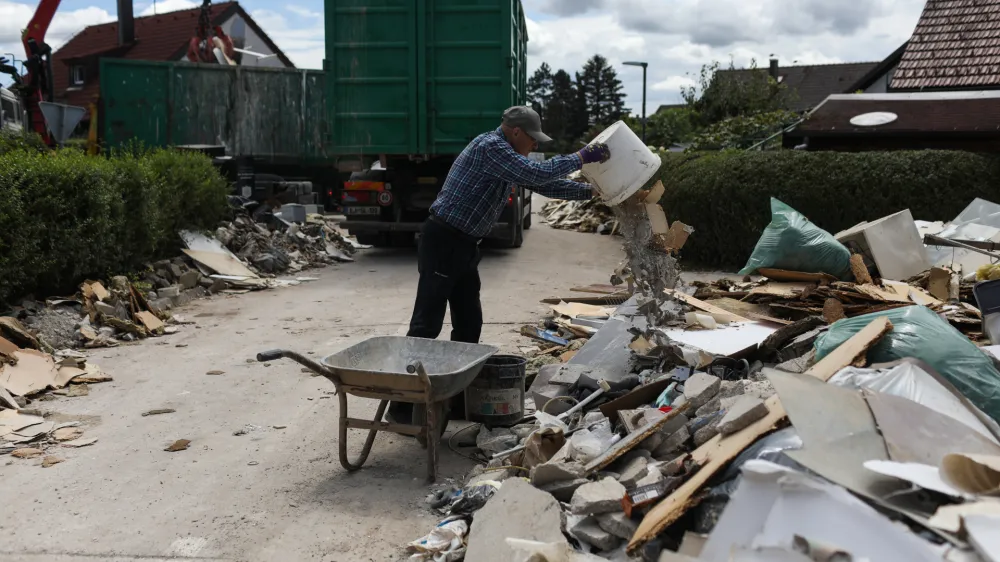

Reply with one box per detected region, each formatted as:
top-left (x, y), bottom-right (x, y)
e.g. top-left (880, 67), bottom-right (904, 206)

top-left (22, 0), bottom-right (61, 52)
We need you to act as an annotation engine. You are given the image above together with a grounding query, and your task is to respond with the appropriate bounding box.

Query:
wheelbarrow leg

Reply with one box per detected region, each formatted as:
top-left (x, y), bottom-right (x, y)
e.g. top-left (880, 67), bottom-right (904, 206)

top-left (409, 360), bottom-right (440, 484)
top-left (337, 390), bottom-right (388, 472)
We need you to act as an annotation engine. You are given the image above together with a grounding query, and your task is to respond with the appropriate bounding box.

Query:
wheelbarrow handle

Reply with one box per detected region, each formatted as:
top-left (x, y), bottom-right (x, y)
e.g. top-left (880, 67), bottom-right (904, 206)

top-left (257, 349), bottom-right (285, 362)
top-left (257, 349), bottom-right (338, 381)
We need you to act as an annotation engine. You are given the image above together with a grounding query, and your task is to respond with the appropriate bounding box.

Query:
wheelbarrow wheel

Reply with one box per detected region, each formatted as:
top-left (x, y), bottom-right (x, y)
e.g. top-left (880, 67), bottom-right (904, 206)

top-left (414, 401), bottom-right (450, 448)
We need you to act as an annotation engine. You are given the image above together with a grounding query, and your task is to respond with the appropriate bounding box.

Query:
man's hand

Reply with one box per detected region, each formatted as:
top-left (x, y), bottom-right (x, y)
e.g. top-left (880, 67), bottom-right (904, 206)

top-left (577, 143), bottom-right (611, 165)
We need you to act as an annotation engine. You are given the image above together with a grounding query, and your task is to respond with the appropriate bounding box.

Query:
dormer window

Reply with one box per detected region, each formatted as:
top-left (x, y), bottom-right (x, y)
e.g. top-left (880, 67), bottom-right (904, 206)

top-left (71, 65), bottom-right (85, 86)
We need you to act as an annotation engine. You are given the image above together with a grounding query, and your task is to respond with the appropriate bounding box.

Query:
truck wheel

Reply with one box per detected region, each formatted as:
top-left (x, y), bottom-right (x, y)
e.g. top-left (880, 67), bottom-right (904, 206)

top-left (511, 214), bottom-right (524, 248)
top-left (523, 199), bottom-right (532, 230)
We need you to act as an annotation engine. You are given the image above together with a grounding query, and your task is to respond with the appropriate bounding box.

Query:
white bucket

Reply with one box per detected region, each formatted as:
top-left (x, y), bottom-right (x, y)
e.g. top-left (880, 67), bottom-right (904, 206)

top-left (581, 120), bottom-right (662, 206)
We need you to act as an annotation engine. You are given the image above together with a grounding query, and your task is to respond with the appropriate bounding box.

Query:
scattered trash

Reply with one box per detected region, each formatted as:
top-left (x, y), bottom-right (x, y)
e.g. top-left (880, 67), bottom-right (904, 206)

top-left (41, 455), bottom-right (64, 468)
top-left (11, 447), bottom-right (43, 458)
top-left (165, 439), bottom-right (191, 452)
top-left (142, 409), bottom-right (176, 417)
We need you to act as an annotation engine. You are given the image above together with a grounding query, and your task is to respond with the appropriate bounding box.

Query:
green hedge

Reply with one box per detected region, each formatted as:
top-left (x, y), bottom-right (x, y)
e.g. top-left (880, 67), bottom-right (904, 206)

top-left (0, 134), bottom-right (229, 304)
top-left (658, 150), bottom-right (1000, 269)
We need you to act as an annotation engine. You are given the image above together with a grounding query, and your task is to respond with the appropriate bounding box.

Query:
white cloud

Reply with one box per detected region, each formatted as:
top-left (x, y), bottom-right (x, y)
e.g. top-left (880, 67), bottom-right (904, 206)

top-left (653, 76), bottom-right (697, 93)
top-left (249, 9), bottom-right (323, 69)
top-left (138, 0), bottom-right (199, 17)
top-left (0, 1), bottom-right (114, 70)
top-left (286, 5), bottom-right (321, 19)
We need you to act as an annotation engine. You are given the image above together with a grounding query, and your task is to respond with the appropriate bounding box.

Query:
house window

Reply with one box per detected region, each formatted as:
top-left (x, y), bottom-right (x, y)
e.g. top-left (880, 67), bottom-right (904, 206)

top-left (71, 65), bottom-right (85, 86)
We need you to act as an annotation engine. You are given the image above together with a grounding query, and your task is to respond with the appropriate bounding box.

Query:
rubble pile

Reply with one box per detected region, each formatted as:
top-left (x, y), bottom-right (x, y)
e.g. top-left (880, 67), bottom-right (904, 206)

top-left (214, 213), bottom-right (360, 275)
top-left (406, 196), bottom-right (1000, 562)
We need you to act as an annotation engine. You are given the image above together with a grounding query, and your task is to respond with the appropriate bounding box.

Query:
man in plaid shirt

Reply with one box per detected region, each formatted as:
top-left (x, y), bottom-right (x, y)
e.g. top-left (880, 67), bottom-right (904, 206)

top-left (406, 106), bottom-right (611, 346)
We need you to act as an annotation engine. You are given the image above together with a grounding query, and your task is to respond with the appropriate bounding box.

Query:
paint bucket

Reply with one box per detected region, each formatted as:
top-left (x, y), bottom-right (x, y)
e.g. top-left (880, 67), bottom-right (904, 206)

top-left (581, 120), bottom-right (662, 206)
top-left (464, 354), bottom-right (527, 428)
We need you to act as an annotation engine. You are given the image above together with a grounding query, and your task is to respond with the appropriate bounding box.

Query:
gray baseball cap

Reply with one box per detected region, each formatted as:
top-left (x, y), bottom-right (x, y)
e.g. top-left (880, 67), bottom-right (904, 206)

top-left (502, 106), bottom-right (553, 143)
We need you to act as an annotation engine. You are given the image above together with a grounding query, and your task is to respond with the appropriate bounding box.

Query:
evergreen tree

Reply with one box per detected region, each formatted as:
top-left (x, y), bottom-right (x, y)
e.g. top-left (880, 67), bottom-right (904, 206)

top-left (527, 63), bottom-right (554, 120)
top-left (545, 69), bottom-right (586, 151)
top-left (575, 55), bottom-right (629, 129)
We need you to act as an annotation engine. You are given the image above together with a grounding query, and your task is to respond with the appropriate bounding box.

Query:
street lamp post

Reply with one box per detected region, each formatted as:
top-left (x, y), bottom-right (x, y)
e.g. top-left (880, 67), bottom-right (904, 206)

top-left (623, 61), bottom-right (648, 143)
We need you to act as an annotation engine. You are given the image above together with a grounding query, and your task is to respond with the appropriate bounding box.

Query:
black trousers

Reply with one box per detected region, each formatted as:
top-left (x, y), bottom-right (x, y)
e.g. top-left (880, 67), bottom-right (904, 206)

top-left (406, 217), bottom-right (483, 344)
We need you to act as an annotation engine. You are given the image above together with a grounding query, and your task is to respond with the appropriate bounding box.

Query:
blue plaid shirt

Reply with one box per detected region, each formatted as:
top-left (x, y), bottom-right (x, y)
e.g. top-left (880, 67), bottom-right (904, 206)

top-left (430, 127), bottom-right (592, 237)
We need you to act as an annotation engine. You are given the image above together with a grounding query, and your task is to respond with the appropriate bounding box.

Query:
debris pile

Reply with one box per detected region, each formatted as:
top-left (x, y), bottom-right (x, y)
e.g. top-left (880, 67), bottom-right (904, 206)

top-left (0, 316), bottom-right (111, 412)
top-left (540, 198), bottom-right (617, 234)
top-left (406, 197), bottom-right (1000, 562)
top-left (213, 212), bottom-right (362, 275)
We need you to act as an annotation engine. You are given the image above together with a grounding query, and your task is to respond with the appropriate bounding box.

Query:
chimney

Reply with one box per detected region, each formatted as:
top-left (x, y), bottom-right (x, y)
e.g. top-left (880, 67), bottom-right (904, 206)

top-left (117, 0), bottom-right (135, 45)
top-left (769, 58), bottom-right (779, 79)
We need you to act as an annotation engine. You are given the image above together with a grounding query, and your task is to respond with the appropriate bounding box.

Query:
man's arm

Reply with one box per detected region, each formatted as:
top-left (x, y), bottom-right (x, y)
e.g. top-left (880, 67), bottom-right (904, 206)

top-left (482, 137), bottom-right (582, 185)
top-left (529, 179), bottom-right (593, 201)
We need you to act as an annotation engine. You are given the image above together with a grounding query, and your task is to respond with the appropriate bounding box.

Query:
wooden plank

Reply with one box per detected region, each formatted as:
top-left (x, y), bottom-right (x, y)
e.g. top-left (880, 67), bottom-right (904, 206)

top-left (749, 282), bottom-right (812, 298)
top-left (757, 268), bottom-right (838, 284)
top-left (664, 290), bottom-right (750, 323)
top-left (804, 316), bottom-right (894, 382)
top-left (586, 404), bottom-right (690, 475)
top-left (628, 395), bottom-right (787, 554)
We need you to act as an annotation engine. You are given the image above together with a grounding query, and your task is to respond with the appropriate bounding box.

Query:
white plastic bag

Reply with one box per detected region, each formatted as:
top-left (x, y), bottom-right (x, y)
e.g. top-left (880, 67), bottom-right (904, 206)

top-left (407, 516), bottom-right (469, 561)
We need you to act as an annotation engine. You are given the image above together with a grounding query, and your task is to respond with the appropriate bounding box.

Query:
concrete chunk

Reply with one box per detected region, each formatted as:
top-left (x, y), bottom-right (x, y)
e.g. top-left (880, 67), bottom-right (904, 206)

top-left (744, 380), bottom-right (776, 400)
top-left (570, 518), bottom-right (621, 551)
top-left (695, 396), bottom-right (721, 417)
top-left (684, 373), bottom-right (721, 409)
top-left (636, 469), bottom-right (666, 488)
top-left (539, 478), bottom-right (589, 502)
top-left (466, 479), bottom-right (565, 562)
top-left (693, 417), bottom-right (720, 447)
top-left (617, 456), bottom-right (649, 489)
top-left (719, 379), bottom-right (745, 399)
top-left (531, 461), bottom-right (586, 487)
top-left (178, 270), bottom-right (201, 290)
top-left (652, 425), bottom-right (690, 460)
top-left (597, 512), bottom-right (639, 540)
top-left (718, 396), bottom-right (768, 436)
top-left (93, 302), bottom-right (117, 317)
top-left (570, 477), bottom-right (626, 515)
top-left (159, 285), bottom-right (181, 298)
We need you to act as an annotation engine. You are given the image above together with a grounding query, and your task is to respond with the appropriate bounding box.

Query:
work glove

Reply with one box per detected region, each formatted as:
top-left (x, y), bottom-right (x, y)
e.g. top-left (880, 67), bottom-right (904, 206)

top-left (577, 143), bottom-right (611, 165)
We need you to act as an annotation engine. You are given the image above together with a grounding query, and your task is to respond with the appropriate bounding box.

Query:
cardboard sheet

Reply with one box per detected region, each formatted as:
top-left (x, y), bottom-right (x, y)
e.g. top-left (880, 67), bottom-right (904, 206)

top-left (863, 460), bottom-right (968, 498)
top-left (135, 311), bottom-right (165, 333)
top-left (758, 269), bottom-right (838, 284)
top-left (549, 302), bottom-right (615, 319)
top-left (0, 349), bottom-right (59, 396)
top-left (749, 282), bottom-right (812, 298)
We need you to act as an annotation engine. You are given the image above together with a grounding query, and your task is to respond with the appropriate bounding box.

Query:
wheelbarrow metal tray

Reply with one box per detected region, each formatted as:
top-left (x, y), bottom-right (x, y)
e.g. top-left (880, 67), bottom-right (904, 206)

top-left (321, 336), bottom-right (498, 403)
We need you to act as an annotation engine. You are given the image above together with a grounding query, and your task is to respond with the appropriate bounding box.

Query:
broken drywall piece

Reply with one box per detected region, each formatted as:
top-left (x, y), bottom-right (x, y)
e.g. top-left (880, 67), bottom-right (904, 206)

top-left (182, 249), bottom-right (259, 279)
top-left (965, 514), bottom-right (1000, 562)
top-left (929, 500), bottom-right (1000, 533)
top-left (663, 222), bottom-right (694, 251)
top-left (698, 460), bottom-right (943, 562)
top-left (135, 311), bottom-right (165, 333)
top-left (863, 460), bottom-right (969, 498)
top-left (940, 453), bottom-right (1000, 497)
top-left (466, 479), bottom-right (565, 562)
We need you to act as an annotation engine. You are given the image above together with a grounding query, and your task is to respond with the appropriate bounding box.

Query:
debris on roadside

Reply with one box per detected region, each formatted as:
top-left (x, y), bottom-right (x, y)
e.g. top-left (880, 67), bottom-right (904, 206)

top-left (424, 195), bottom-right (1000, 562)
top-left (540, 198), bottom-right (617, 235)
top-left (165, 439), bottom-right (191, 452)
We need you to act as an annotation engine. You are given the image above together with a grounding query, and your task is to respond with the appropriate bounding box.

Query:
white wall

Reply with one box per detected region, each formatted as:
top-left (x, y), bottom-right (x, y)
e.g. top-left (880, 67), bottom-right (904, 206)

top-left (219, 14), bottom-right (288, 69)
top-left (863, 65), bottom-right (898, 93)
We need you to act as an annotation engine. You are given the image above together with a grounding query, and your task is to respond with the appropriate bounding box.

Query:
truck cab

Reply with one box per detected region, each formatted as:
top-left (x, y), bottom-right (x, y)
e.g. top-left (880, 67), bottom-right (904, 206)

top-left (1, 87), bottom-right (26, 132)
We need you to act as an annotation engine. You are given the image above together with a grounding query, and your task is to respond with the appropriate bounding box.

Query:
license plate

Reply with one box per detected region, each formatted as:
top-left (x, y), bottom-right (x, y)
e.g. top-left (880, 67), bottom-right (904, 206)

top-left (344, 206), bottom-right (380, 216)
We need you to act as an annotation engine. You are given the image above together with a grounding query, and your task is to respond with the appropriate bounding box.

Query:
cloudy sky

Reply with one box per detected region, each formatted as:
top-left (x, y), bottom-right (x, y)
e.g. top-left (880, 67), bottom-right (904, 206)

top-left (0, 0), bottom-right (926, 111)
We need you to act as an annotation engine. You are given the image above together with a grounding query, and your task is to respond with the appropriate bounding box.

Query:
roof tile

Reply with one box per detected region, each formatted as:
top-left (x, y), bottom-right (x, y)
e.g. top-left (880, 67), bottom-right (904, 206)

top-left (894, 0), bottom-right (1000, 89)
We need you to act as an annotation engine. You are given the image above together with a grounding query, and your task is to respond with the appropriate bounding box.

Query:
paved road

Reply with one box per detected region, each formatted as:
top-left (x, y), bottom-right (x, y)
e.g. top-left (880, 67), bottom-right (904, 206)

top-left (0, 201), bottom-right (624, 562)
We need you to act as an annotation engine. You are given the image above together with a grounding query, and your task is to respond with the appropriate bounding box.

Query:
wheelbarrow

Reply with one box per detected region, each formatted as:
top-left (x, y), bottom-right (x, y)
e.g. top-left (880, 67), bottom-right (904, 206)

top-left (257, 336), bottom-right (497, 483)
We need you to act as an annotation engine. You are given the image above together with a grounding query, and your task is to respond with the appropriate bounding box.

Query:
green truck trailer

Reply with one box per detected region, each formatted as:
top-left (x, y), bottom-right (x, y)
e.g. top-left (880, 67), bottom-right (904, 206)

top-left (328, 0), bottom-right (532, 248)
top-left (100, 59), bottom-right (341, 209)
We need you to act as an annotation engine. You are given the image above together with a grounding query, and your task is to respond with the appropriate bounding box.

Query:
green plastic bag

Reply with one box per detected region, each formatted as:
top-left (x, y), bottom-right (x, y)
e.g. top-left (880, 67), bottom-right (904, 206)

top-left (815, 305), bottom-right (1000, 423)
top-left (739, 198), bottom-right (852, 280)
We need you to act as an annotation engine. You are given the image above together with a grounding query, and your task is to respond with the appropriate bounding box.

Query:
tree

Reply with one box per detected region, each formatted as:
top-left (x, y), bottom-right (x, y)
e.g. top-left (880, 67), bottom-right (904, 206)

top-left (527, 63), bottom-right (554, 120)
top-left (544, 69), bottom-right (588, 152)
top-left (644, 107), bottom-right (699, 149)
top-left (575, 55), bottom-right (628, 129)
top-left (681, 59), bottom-right (792, 126)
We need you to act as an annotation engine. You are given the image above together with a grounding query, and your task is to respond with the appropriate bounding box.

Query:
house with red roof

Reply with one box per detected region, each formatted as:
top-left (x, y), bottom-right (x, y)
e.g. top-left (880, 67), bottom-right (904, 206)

top-left (52, 1), bottom-right (294, 112)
